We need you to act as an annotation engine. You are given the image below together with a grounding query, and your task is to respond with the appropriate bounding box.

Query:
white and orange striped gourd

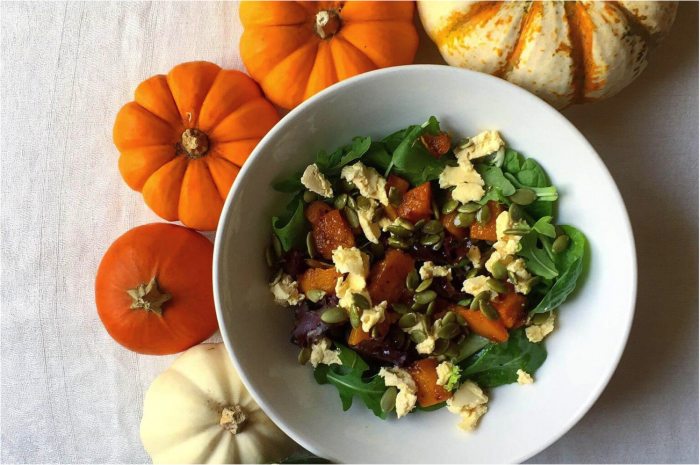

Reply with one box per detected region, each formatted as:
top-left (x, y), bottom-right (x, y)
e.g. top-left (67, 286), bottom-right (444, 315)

top-left (418, 1), bottom-right (678, 109)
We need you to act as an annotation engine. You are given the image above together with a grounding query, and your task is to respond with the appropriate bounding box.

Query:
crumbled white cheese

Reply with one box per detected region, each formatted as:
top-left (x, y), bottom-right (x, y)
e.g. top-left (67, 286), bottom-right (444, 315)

top-left (436, 361), bottom-right (454, 386)
top-left (526, 311), bottom-right (556, 343)
top-left (335, 274), bottom-right (371, 310)
top-left (341, 162), bottom-right (389, 206)
top-left (455, 130), bottom-right (505, 161)
top-left (439, 157), bottom-right (485, 204)
top-left (356, 199), bottom-right (382, 244)
top-left (462, 276), bottom-right (497, 300)
top-left (300, 163), bottom-right (333, 198)
top-left (466, 245), bottom-right (482, 269)
top-left (452, 183), bottom-right (486, 204)
top-left (446, 380), bottom-right (489, 432)
top-left (419, 261), bottom-right (452, 281)
top-left (517, 369), bottom-right (534, 385)
top-left (378, 217), bottom-right (395, 231)
top-left (309, 338), bottom-right (341, 368)
top-left (416, 321), bottom-right (440, 355)
top-left (507, 258), bottom-right (533, 295)
top-left (332, 246), bottom-right (369, 278)
top-left (269, 274), bottom-right (305, 307)
top-left (493, 211), bottom-right (526, 255)
top-left (378, 367), bottom-right (418, 418)
top-left (360, 301), bottom-right (387, 332)
top-left (485, 250), bottom-right (514, 274)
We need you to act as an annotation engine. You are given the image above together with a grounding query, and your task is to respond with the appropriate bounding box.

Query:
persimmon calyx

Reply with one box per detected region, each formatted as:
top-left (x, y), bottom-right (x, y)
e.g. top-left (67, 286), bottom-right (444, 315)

top-left (220, 405), bottom-right (247, 434)
top-left (181, 128), bottom-right (209, 158)
top-left (127, 277), bottom-right (171, 316)
top-left (315, 10), bottom-right (340, 39)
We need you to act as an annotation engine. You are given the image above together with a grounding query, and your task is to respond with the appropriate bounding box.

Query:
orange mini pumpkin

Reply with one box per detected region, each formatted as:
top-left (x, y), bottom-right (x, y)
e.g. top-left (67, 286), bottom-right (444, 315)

top-left (240, 1), bottom-right (419, 110)
top-left (113, 61), bottom-right (279, 230)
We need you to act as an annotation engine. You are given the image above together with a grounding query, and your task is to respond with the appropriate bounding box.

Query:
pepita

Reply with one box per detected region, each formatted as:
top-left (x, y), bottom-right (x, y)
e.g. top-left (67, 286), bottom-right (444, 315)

top-left (338, 179), bottom-right (354, 193)
top-left (486, 278), bottom-right (509, 294)
top-left (476, 205), bottom-right (491, 226)
top-left (411, 302), bottom-right (427, 313)
top-left (357, 196), bottom-right (371, 211)
top-left (371, 325), bottom-right (380, 338)
top-left (509, 202), bottom-right (523, 221)
top-left (272, 234), bottom-right (283, 258)
top-left (414, 290), bottom-right (437, 305)
top-left (334, 193), bottom-right (348, 210)
top-left (306, 232), bottom-right (317, 258)
top-left (387, 237), bottom-right (409, 250)
top-left (388, 186), bottom-right (403, 207)
top-left (298, 348), bottom-right (311, 365)
top-left (388, 225), bottom-right (413, 238)
top-left (508, 270), bottom-right (518, 284)
top-left (419, 233), bottom-right (441, 246)
top-left (371, 206), bottom-right (385, 222)
top-left (406, 270), bottom-right (420, 290)
top-left (465, 268), bottom-right (479, 279)
top-left (455, 138), bottom-right (470, 149)
top-left (410, 330), bottom-right (427, 344)
top-left (398, 313), bottom-right (418, 328)
top-left (349, 306), bottom-right (360, 329)
top-left (453, 211), bottom-right (476, 228)
top-left (458, 202), bottom-right (482, 213)
top-left (438, 322), bottom-right (460, 339)
top-left (321, 306), bottom-right (348, 324)
top-left (351, 293), bottom-right (371, 310)
top-left (265, 245), bottom-right (275, 267)
top-left (370, 242), bottom-right (385, 259)
top-left (491, 261), bottom-right (508, 280)
top-left (432, 338), bottom-right (449, 356)
top-left (432, 237), bottom-right (444, 250)
top-left (509, 188), bottom-right (537, 206)
top-left (307, 289), bottom-right (326, 302)
top-left (421, 314), bottom-right (430, 334)
top-left (422, 220), bottom-right (444, 235)
top-left (441, 199), bottom-right (459, 215)
top-left (426, 300), bottom-right (437, 317)
top-left (413, 219), bottom-right (426, 230)
top-left (444, 341), bottom-right (460, 358)
top-left (554, 225), bottom-right (566, 238)
top-left (532, 311), bottom-right (552, 325)
top-left (392, 303), bottom-right (410, 315)
top-left (269, 267), bottom-right (283, 285)
top-left (457, 298), bottom-right (472, 307)
top-left (432, 200), bottom-right (440, 220)
top-left (381, 387), bottom-right (398, 413)
top-left (503, 228), bottom-right (530, 236)
top-left (344, 206), bottom-right (360, 228)
top-left (347, 196), bottom-right (357, 210)
top-left (396, 218), bottom-right (414, 231)
top-left (456, 312), bottom-right (468, 326)
top-left (552, 234), bottom-right (570, 254)
top-left (527, 276), bottom-right (541, 288)
top-left (442, 312), bottom-right (456, 325)
top-left (471, 291), bottom-right (489, 310)
top-left (415, 278), bottom-right (433, 292)
top-left (303, 190), bottom-right (318, 203)
top-left (479, 300), bottom-right (500, 321)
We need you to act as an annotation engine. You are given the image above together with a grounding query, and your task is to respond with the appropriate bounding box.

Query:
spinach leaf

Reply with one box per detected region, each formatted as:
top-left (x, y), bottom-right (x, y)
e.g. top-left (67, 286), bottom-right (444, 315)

top-left (530, 226), bottom-right (587, 314)
top-left (459, 328), bottom-right (547, 387)
top-left (326, 136), bottom-right (372, 175)
top-left (389, 116), bottom-right (448, 186)
top-left (518, 231), bottom-right (559, 279)
top-left (503, 149), bottom-right (524, 175)
top-left (532, 216), bottom-right (556, 238)
top-left (313, 343), bottom-right (387, 419)
top-left (475, 164), bottom-right (516, 203)
top-left (362, 142), bottom-right (393, 174)
top-left (414, 401), bottom-right (447, 412)
top-left (273, 172), bottom-right (305, 193)
top-left (272, 199), bottom-right (309, 251)
top-left (453, 333), bottom-right (491, 364)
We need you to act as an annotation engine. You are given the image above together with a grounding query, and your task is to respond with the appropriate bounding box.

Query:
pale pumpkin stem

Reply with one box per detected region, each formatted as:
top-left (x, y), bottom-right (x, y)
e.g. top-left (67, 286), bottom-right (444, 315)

top-left (314, 10), bottom-right (340, 39)
top-left (220, 405), bottom-right (247, 434)
top-left (181, 128), bottom-right (209, 158)
top-left (127, 277), bottom-right (171, 316)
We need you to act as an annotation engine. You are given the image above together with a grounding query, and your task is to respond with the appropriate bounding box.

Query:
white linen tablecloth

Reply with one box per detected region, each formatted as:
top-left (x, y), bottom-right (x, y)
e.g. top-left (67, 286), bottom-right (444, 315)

top-left (1, 2), bottom-right (697, 463)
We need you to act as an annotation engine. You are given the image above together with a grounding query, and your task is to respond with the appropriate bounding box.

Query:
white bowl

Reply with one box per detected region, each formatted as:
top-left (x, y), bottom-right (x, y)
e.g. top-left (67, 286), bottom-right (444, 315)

top-left (213, 65), bottom-right (636, 463)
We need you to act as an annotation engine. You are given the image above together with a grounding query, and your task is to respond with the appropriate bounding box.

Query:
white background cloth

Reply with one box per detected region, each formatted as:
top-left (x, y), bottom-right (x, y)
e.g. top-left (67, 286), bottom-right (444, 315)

top-left (1, 2), bottom-right (697, 463)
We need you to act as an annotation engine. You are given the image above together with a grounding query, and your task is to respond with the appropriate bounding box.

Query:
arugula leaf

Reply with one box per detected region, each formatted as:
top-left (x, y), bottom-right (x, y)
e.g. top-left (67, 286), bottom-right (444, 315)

top-left (532, 216), bottom-right (556, 238)
top-left (459, 328), bottom-right (547, 387)
top-left (326, 136), bottom-right (372, 175)
top-left (453, 333), bottom-right (491, 364)
top-left (475, 164), bottom-right (516, 203)
top-left (518, 231), bottom-right (559, 279)
top-left (531, 226), bottom-right (587, 314)
top-left (313, 343), bottom-right (387, 419)
top-left (389, 116), bottom-right (449, 186)
top-left (362, 142), bottom-right (393, 174)
top-left (272, 199), bottom-right (309, 251)
top-left (273, 172), bottom-right (305, 193)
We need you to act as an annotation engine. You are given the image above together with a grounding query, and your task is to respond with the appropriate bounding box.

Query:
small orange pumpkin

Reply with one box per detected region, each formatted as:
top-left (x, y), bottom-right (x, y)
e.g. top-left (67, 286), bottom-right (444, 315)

top-left (113, 61), bottom-right (279, 230)
top-left (239, 1), bottom-right (419, 110)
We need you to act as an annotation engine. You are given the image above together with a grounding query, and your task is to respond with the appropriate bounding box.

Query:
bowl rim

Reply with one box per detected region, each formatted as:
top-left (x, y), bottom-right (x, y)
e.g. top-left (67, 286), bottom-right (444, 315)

top-left (213, 64), bottom-right (638, 463)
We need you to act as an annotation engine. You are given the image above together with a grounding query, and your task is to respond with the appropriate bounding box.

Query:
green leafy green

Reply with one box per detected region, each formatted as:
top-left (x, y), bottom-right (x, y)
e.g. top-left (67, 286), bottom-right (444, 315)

top-left (532, 216), bottom-right (556, 238)
top-left (362, 142), bottom-right (393, 174)
top-left (414, 401), bottom-right (447, 412)
top-left (475, 164), bottom-right (516, 204)
top-left (273, 173), bottom-right (305, 193)
top-left (453, 333), bottom-right (491, 364)
top-left (272, 198), bottom-right (309, 251)
top-left (518, 231), bottom-right (559, 279)
top-left (459, 328), bottom-right (547, 387)
top-left (501, 154), bottom-right (556, 219)
top-left (504, 149), bottom-right (524, 174)
top-left (325, 136), bottom-right (372, 175)
top-left (313, 343), bottom-right (387, 419)
top-left (388, 116), bottom-right (451, 186)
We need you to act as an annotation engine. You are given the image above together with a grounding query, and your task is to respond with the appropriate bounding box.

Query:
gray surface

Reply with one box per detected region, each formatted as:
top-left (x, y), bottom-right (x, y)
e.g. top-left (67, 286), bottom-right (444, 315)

top-left (1, 2), bottom-right (698, 463)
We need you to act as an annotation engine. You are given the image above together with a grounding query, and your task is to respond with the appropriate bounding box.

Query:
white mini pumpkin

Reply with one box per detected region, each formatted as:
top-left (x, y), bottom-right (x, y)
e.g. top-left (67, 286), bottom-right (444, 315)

top-left (418, 1), bottom-right (678, 109)
top-left (140, 343), bottom-right (299, 464)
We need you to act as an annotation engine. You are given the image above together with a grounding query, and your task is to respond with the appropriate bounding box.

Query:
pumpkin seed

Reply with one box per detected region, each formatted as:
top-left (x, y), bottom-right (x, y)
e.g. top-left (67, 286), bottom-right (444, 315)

top-left (455, 138), bottom-right (470, 149)
top-left (422, 220), bottom-right (444, 235)
top-left (303, 190), bottom-right (318, 203)
top-left (387, 237), bottom-right (409, 250)
top-left (370, 242), bottom-right (385, 259)
top-left (426, 300), bottom-right (437, 317)
top-left (526, 276), bottom-right (541, 290)
top-left (453, 212), bottom-right (476, 228)
top-left (432, 200), bottom-right (440, 219)
top-left (305, 258), bottom-right (334, 269)
top-left (532, 311), bottom-right (552, 325)
top-left (307, 289), bottom-right (326, 303)
top-left (421, 314), bottom-right (430, 334)
top-left (298, 348), bottom-right (311, 366)
top-left (265, 245), bottom-right (275, 267)
top-left (388, 225), bottom-right (413, 238)
top-left (509, 202), bottom-right (523, 221)
top-left (411, 330), bottom-right (427, 344)
top-left (432, 238), bottom-right (444, 251)
top-left (442, 312), bottom-right (456, 325)
top-left (415, 290), bottom-right (437, 305)
top-left (503, 228), bottom-right (530, 236)
top-left (415, 278), bottom-right (433, 293)
top-left (509, 188), bottom-right (537, 206)
top-left (438, 322), bottom-right (460, 339)
top-left (554, 225), bottom-right (566, 238)
top-left (371, 206), bottom-right (385, 222)
top-left (388, 186), bottom-right (403, 207)
top-left (398, 313), bottom-right (418, 328)
top-left (396, 218), bottom-right (414, 231)
top-left (491, 261), bottom-right (508, 280)
top-left (552, 234), bottom-right (570, 254)
top-left (458, 202), bottom-right (481, 213)
top-left (487, 278), bottom-right (509, 294)
top-left (334, 193), bottom-right (348, 210)
top-left (441, 199), bottom-right (459, 215)
top-left (456, 312), bottom-right (468, 326)
top-left (347, 196), bottom-right (357, 210)
top-left (269, 267), bottom-right (283, 285)
top-left (352, 293), bottom-right (371, 310)
top-left (371, 325), bottom-right (380, 338)
top-left (465, 268), bottom-right (479, 279)
top-left (344, 206), bottom-right (360, 228)
top-left (338, 179), bottom-right (354, 193)
top-left (479, 300), bottom-right (500, 321)
top-left (272, 234), bottom-right (283, 258)
top-left (349, 306), bottom-right (360, 329)
top-left (471, 291), bottom-right (489, 310)
top-left (306, 232), bottom-right (317, 258)
top-left (321, 306), bottom-right (348, 324)
top-left (457, 298), bottom-right (472, 307)
top-left (413, 219), bottom-right (426, 230)
top-left (357, 196), bottom-right (371, 211)
top-left (381, 387), bottom-right (398, 413)
top-left (432, 338), bottom-right (449, 356)
top-left (508, 270), bottom-right (518, 284)
top-left (392, 303), bottom-right (410, 315)
top-left (445, 341), bottom-right (460, 358)
top-left (476, 205), bottom-right (491, 226)
top-left (406, 270), bottom-right (420, 290)
top-left (411, 302), bottom-right (427, 313)
top-left (419, 233), bottom-right (441, 246)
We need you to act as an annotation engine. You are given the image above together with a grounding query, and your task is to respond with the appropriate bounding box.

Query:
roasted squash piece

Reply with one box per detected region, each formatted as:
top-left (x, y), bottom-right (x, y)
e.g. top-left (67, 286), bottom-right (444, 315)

top-left (452, 304), bottom-right (509, 343)
top-left (492, 286), bottom-right (527, 329)
top-left (421, 131), bottom-right (451, 158)
top-left (313, 209), bottom-right (355, 260)
top-left (368, 249), bottom-right (415, 305)
top-left (305, 201), bottom-right (333, 225)
top-left (469, 201), bottom-right (505, 242)
top-left (397, 182), bottom-right (433, 223)
top-left (297, 267), bottom-right (342, 296)
top-left (441, 210), bottom-right (468, 240)
top-left (385, 174), bottom-right (410, 221)
top-left (407, 358), bottom-right (452, 407)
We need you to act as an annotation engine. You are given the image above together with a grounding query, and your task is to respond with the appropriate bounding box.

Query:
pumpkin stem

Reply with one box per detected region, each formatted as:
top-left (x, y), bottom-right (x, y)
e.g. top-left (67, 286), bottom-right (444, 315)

top-left (220, 405), bottom-right (248, 434)
top-left (180, 128), bottom-right (209, 158)
top-left (314, 10), bottom-right (340, 39)
top-left (127, 277), bottom-right (171, 316)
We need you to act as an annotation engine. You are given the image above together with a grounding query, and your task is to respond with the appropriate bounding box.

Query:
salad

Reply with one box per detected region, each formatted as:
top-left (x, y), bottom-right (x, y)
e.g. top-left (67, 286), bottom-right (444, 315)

top-left (265, 117), bottom-right (586, 431)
